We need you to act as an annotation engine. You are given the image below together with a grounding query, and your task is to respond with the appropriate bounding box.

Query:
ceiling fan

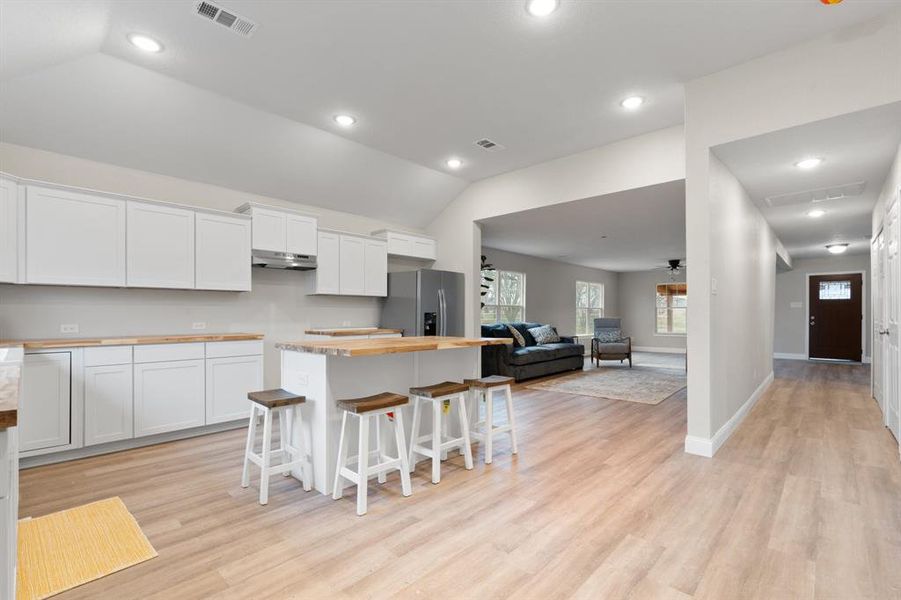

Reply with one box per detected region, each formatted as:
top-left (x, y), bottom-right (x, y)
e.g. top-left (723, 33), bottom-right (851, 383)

top-left (655, 259), bottom-right (687, 280)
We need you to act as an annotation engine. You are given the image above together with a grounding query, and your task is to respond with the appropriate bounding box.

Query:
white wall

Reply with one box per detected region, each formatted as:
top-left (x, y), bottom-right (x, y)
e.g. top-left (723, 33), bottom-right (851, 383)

top-left (618, 269), bottom-right (687, 352)
top-left (684, 10), bottom-right (901, 453)
top-left (774, 254), bottom-right (871, 360)
top-left (874, 141), bottom-right (901, 234)
top-left (0, 143), bottom-right (432, 387)
top-left (481, 247), bottom-right (619, 340)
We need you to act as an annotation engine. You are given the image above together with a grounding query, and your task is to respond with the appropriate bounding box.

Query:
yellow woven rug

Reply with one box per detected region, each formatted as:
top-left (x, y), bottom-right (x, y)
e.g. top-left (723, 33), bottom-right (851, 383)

top-left (17, 497), bottom-right (157, 600)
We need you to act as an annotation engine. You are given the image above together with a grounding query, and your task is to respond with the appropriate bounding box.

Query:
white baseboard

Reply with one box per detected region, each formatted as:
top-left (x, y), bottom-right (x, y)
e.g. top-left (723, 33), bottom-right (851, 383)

top-left (773, 352), bottom-right (806, 360)
top-left (633, 346), bottom-right (687, 355)
top-left (684, 371), bottom-right (774, 458)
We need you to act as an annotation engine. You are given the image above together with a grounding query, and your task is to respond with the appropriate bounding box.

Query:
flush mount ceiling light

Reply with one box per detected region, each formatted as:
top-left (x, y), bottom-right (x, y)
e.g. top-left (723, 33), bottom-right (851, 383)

top-left (807, 208), bottom-right (826, 218)
top-left (446, 158), bottom-right (463, 169)
top-left (333, 114), bottom-right (356, 127)
top-left (826, 243), bottom-right (849, 254)
top-left (128, 33), bottom-right (163, 53)
top-left (526, 0), bottom-right (559, 17)
top-left (620, 96), bottom-right (645, 110)
top-left (795, 157), bottom-right (823, 170)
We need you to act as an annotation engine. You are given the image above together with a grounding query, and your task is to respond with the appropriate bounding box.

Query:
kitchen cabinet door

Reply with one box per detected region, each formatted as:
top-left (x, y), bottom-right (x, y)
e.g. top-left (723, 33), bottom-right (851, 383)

top-left (364, 239), bottom-right (388, 296)
top-left (286, 214), bottom-right (318, 256)
top-left (412, 237), bottom-right (437, 260)
top-left (20, 352), bottom-right (71, 452)
top-left (339, 235), bottom-right (366, 296)
top-left (249, 207), bottom-right (287, 253)
top-left (314, 231), bottom-right (340, 294)
top-left (127, 201), bottom-right (195, 289)
top-left (84, 364), bottom-right (134, 446)
top-left (25, 186), bottom-right (126, 286)
top-left (386, 232), bottom-right (414, 257)
top-left (134, 360), bottom-right (205, 437)
top-left (206, 355), bottom-right (262, 424)
top-left (0, 178), bottom-right (17, 284)
top-left (196, 212), bottom-right (251, 291)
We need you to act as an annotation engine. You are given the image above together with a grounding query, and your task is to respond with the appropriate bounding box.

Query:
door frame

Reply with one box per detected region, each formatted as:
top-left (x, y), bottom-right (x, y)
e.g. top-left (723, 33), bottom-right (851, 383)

top-left (804, 270), bottom-right (866, 362)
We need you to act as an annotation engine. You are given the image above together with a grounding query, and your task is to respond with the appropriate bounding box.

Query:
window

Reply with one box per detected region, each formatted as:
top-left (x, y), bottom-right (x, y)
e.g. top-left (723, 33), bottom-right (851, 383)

top-left (656, 283), bottom-right (687, 335)
top-left (576, 281), bottom-right (605, 335)
top-left (481, 270), bottom-right (526, 324)
top-left (819, 280), bottom-right (851, 300)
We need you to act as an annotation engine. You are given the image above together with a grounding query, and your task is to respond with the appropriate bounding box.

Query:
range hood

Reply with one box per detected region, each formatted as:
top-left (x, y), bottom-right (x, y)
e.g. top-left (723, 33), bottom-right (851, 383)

top-left (251, 250), bottom-right (317, 270)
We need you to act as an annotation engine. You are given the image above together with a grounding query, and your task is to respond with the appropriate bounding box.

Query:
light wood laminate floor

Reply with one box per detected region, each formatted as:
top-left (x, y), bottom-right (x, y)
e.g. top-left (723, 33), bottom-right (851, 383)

top-left (19, 359), bottom-right (901, 599)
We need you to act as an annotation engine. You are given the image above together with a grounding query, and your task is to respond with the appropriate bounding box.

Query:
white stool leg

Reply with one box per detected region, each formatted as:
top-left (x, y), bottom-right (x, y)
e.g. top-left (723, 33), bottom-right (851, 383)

top-left (376, 415), bottom-right (387, 484)
top-left (408, 396), bottom-right (421, 473)
top-left (484, 389), bottom-right (494, 465)
top-left (332, 411), bottom-right (349, 500)
top-left (393, 410), bottom-right (412, 497)
top-left (357, 414), bottom-right (370, 516)
top-left (278, 408), bottom-right (290, 476)
top-left (241, 404), bottom-right (258, 488)
top-left (259, 407), bottom-right (273, 505)
top-left (456, 394), bottom-right (473, 470)
top-left (431, 399), bottom-right (442, 484)
top-left (504, 385), bottom-right (518, 455)
top-left (294, 406), bottom-right (313, 492)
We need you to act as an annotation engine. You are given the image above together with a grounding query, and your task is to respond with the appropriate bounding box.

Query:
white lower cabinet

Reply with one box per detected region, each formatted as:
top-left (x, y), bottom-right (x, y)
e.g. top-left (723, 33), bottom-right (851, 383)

top-left (206, 355), bottom-right (263, 424)
top-left (134, 360), bottom-right (205, 437)
top-left (84, 364), bottom-right (134, 446)
top-left (20, 353), bottom-right (71, 453)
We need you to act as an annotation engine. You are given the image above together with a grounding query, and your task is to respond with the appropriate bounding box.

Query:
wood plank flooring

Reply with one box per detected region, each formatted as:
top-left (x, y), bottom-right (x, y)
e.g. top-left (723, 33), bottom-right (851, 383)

top-left (18, 359), bottom-right (901, 599)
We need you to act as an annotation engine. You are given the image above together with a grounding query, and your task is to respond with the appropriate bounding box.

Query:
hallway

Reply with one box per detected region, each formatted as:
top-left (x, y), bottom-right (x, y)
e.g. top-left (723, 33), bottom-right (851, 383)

top-left (17, 360), bottom-right (901, 599)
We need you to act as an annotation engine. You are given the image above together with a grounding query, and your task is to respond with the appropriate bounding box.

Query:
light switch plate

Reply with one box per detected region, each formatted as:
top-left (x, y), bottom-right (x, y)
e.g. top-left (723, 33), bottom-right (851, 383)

top-left (790, 301), bottom-right (803, 309)
top-left (60, 324), bottom-right (79, 334)
top-left (711, 278), bottom-right (718, 295)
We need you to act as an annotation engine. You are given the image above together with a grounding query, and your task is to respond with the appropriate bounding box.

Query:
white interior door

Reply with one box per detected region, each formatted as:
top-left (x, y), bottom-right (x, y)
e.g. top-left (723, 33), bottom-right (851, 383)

top-left (873, 233), bottom-right (885, 411)
top-left (884, 197), bottom-right (900, 445)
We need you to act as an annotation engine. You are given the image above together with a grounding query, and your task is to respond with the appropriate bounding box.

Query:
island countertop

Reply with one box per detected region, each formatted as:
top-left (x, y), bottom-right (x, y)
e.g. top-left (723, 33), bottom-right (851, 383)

top-left (0, 332), bottom-right (264, 350)
top-left (277, 336), bottom-right (512, 357)
top-left (304, 328), bottom-right (404, 337)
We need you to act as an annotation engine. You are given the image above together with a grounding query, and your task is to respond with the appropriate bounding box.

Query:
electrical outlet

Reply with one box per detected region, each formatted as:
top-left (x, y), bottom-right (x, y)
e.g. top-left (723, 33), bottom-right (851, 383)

top-left (192, 322), bottom-right (207, 330)
top-left (60, 324), bottom-right (79, 334)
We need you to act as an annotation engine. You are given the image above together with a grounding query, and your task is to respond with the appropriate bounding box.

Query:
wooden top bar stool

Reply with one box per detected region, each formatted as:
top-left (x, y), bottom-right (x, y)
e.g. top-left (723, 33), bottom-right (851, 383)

top-left (408, 381), bottom-right (474, 484)
top-left (465, 376), bottom-right (518, 465)
top-left (242, 389), bottom-right (313, 505)
top-left (333, 392), bottom-right (412, 516)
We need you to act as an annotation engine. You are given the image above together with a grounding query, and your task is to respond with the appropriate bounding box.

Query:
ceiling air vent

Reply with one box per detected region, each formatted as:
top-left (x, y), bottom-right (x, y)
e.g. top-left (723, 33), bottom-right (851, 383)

top-left (193, 1), bottom-right (257, 37)
top-left (474, 138), bottom-right (506, 152)
top-left (765, 180), bottom-right (866, 208)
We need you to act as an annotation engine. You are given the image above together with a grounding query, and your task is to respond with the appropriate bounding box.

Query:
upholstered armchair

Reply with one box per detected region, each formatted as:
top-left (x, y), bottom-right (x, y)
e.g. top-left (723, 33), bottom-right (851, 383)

top-left (591, 317), bottom-right (632, 367)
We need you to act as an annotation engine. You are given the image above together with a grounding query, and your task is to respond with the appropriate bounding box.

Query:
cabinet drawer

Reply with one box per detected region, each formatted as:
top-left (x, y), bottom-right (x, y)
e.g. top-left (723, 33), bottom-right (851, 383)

top-left (84, 345), bottom-right (133, 367)
top-left (205, 340), bottom-right (263, 358)
top-left (133, 342), bottom-right (204, 363)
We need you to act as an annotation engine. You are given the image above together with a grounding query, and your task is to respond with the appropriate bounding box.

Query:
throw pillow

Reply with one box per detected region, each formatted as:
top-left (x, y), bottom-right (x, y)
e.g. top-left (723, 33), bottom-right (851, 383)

top-left (506, 324), bottom-right (526, 347)
top-left (596, 328), bottom-right (622, 343)
top-left (528, 324), bottom-right (560, 345)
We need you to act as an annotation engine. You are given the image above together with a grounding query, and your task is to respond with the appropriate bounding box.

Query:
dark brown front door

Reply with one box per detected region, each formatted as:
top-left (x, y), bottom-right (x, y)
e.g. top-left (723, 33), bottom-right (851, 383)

top-left (809, 273), bottom-right (863, 361)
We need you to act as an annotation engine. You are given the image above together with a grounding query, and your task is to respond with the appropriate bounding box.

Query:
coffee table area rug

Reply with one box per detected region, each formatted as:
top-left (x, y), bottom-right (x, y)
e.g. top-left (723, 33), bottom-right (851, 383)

top-left (526, 365), bottom-right (686, 405)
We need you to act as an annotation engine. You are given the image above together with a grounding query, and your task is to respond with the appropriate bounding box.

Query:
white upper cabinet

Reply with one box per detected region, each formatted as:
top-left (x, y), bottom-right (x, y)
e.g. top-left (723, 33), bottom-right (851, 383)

top-left (25, 186), bottom-right (126, 286)
top-left (339, 235), bottom-right (366, 295)
top-left (364, 238), bottom-right (388, 297)
top-left (0, 178), bottom-right (18, 283)
top-left (314, 231), bottom-right (340, 295)
top-left (372, 230), bottom-right (436, 261)
top-left (238, 203), bottom-right (318, 256)
top-left (127, 201), bottom-right (195, 289)
top-left (195, 212), bottom-right (251, 291)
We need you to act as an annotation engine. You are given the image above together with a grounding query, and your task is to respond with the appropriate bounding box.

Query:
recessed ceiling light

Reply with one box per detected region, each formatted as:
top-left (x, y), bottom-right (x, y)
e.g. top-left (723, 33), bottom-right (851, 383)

top-left (334, 114), bottom-right (356, 127)
top-left (526, 0), bottom-right (559, 17)
top-left (795, 157), bottom-right (823, 170)
top-left (446, 158), bottom-right (463, 169)
top-left (807, 209), bottom-right (826, 218)
top-left (826, 243), bottom-right (848, 254)
top-left (128, 33), bottom-right (163, 53)
top-left (620, 96), bottom-right (645, 110)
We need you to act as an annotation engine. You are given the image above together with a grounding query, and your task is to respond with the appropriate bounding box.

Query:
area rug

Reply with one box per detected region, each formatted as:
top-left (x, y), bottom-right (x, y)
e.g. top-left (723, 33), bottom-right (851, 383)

top-left (526, 365), bottom-right (686, 405)
top-left (17, 497), bottom-right (157, 600)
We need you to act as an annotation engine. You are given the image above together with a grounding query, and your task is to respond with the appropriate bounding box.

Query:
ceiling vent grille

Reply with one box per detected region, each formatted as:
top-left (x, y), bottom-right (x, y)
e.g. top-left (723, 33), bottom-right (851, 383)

top-left (474, 138), bottom-right (506, 152)
top-left (193, 1), bottom-right (257, 37)
top-left (765, 180), bottom-right (866, 207)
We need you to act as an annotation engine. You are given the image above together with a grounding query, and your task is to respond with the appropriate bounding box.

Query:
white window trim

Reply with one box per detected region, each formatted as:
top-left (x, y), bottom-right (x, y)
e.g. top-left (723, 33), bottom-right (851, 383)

top-left (575, 280), bottom-right (605, 336)
top-left (482, 269), bottom-right (527, 323)
top-left (655, 282), bottom-right (687, 336)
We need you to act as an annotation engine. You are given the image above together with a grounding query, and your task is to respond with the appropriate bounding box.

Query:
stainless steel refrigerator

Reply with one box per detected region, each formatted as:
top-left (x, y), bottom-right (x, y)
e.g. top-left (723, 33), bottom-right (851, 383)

top-left (380, 269), bottom-right (465, 336)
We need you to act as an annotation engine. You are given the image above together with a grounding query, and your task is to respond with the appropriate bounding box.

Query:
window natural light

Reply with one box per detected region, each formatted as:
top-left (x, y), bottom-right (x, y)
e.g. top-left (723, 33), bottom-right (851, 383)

top-left (656, 283), bottom-right (687, 334)
top-left (576, 281), bottom-right (605, 335)
top-left (481, 270), bottom-right (526, 324)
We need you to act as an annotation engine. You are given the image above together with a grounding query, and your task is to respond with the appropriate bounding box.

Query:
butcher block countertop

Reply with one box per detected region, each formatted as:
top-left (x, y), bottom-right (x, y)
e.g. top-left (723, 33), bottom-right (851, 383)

top-left (0, 333), bottom-right (264, 350)
top-left (277, 336), bottom-right (512, 357)
top-left (304, 328), bottom-right (404, 336)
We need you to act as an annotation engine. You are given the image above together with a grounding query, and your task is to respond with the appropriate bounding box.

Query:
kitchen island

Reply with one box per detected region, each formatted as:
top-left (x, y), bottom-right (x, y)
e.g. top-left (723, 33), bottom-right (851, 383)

top-left (276, 336), bottom-right (511, 494)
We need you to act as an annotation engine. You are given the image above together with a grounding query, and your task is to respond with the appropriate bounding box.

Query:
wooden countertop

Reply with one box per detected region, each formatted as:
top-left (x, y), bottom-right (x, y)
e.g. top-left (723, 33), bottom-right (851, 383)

top-left (277, 336), bottom-right (512, 357)
top-left (0, 333), bottom-right (264, 350)
top-left (304, 328), bottom-right (404, 337)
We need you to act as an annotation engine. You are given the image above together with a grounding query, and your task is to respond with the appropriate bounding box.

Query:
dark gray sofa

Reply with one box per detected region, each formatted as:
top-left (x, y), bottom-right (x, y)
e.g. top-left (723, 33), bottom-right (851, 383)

top-left (480, 322), bottom-right (584, 382)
